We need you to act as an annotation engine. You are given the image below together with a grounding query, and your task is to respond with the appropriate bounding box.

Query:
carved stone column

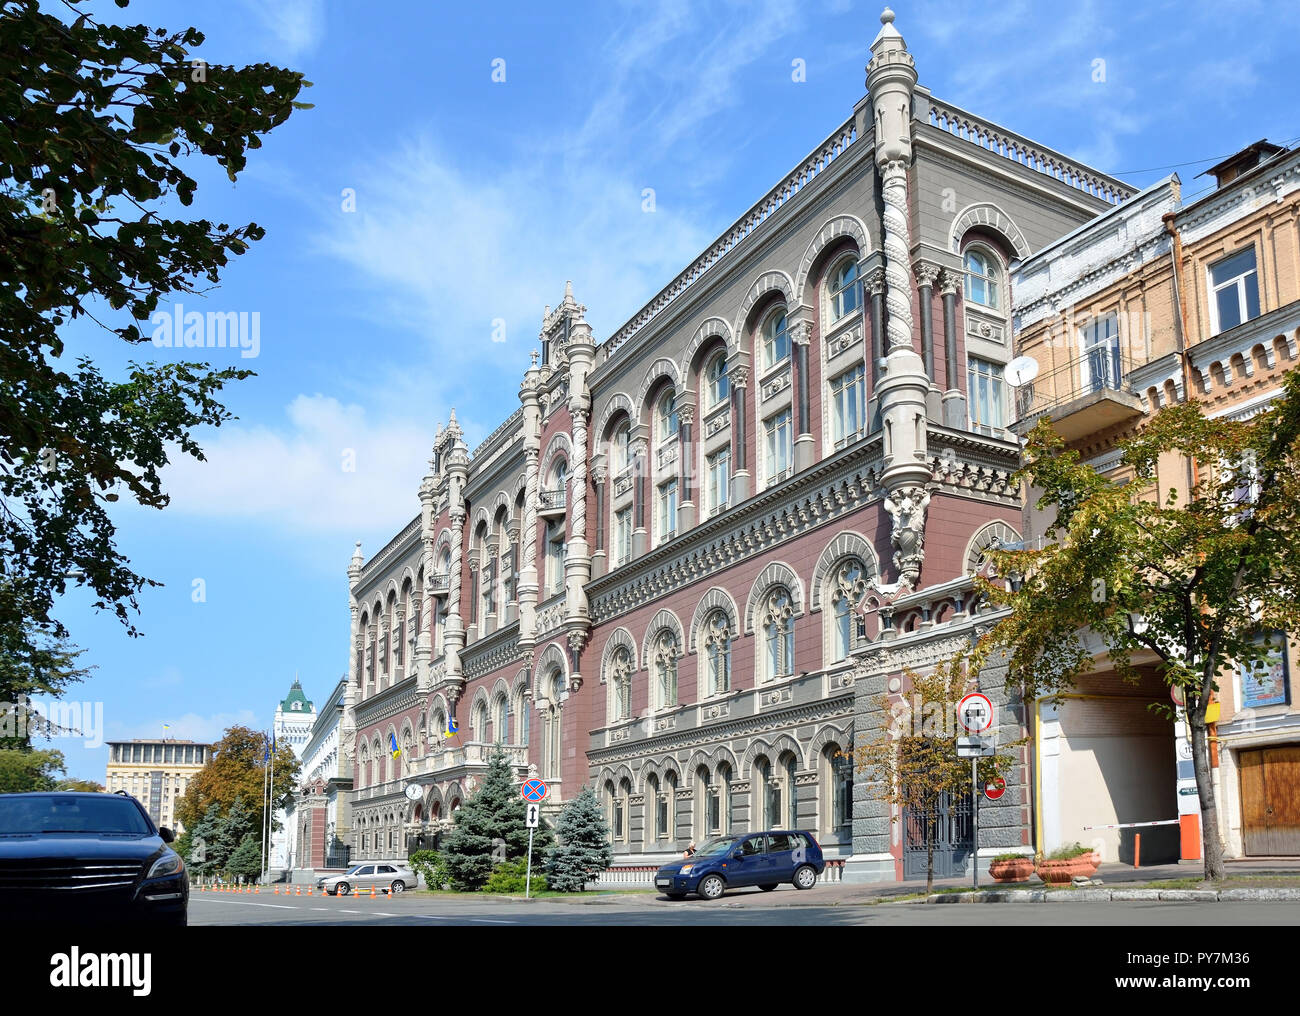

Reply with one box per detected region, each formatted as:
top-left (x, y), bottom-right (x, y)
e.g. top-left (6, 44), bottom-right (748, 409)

top-left (729, 363), bottom-right (750, 504)
top-left (590, 460), bottom-right (608, 579)
top-left (791, 319), bottom-right (815, 471)
top-left (914, 260), bottom-right (942, 422)
top-left (677, 402), bottom-right (696, 532)
top-left (864, 266), bottom-right (886, 432)
top-left (940, 268), bottom-right (967, 429)
top-left (517, 361), bottom-right (543, 652)
top-left (630, 434), bottom-right (649, 557)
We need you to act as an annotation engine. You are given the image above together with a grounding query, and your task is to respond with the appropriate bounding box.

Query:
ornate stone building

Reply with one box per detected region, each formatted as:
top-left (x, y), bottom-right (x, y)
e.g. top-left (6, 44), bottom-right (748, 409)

top-left (286, 678), bottom-right (352, 880)
top-left (342, 10), bottom-right (1135, 882)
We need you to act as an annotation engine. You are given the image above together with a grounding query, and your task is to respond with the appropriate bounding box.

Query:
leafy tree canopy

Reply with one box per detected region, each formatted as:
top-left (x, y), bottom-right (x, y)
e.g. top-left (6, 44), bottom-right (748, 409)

top-left (173, 725), bottom-right (299, 836)
top-left (0, 745), bottom-right (65, 791)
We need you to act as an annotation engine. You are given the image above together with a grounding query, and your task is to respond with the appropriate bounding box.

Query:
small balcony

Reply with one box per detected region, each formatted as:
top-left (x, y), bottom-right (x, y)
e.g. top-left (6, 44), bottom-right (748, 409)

top-left (427, 573), bottom-right (450, 596)
top-left (538, 488), bottom-right (567, 516)
top-left (1012, 352), bottom-right (1144, 443)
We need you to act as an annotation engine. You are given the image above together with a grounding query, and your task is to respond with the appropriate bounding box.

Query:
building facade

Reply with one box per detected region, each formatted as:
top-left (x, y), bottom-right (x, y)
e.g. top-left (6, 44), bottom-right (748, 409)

top-left (342, 10), bottom-right (1135, 881)
top-left (104, 739), bottom-right (211, 833)
top-left (1010, 140), bottom-right (1300, 861)
top-left (285, 679), bottom-right (353, 881)
top-left (269, 679), bottom-right (316, 871)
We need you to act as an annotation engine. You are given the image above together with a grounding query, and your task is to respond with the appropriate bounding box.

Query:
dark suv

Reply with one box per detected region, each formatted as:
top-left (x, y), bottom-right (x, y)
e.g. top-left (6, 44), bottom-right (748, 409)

top-left (655, 831), bottom-right (824, 900)
top-left (0, 791), bottom-right (188, 927)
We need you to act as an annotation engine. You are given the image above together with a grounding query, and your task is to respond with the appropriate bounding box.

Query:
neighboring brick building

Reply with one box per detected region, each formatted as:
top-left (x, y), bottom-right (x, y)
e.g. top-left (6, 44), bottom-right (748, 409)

top-left (342, 10), bottom-right (1134, 882)
top-left (1011, 139), bottom-right (1300, 862)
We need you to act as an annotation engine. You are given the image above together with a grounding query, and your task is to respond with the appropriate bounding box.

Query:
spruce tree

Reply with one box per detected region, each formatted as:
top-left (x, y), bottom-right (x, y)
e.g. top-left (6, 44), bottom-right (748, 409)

top-left (545, 784), bottom-right (613, 892)
top-left (226, 833), bottom-right (262, 881)
top-left (188, 802), bottom-right (224, 876)
top-left (442, 744), bottom-right (552, 891)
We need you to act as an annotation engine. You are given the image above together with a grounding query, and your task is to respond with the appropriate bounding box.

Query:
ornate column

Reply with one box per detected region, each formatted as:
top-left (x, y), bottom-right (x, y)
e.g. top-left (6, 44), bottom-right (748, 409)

top-left (864, 266), bottom-right (886, 431)
top-left (677, 402), bottom-right (696, 532)
top-left (415, 468), bottom-right (439, 692)
top-left (564, 303), bottom-right (596, 680)
top-left (729, 362), bottom-right (750, 504)
top-left (940, 268), bottom-right (967, 429)
top-left (630, 434), bottom-right (649, 557)
top-left (444, 413), bottom-right (469, 694)
top-left (518, 357), bottom-right (543, 652)
top-left (914, 260), bottom-right (942, 422)
top-left (590, 458), bottom-right (608, 579)
top-left (791, 318), bottom-right (815, 471)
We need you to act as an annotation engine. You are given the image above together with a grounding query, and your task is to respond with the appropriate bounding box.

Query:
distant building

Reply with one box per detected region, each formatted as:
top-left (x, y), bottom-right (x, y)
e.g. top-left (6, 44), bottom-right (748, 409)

top-left (270, 679), bottom-right (316, 871)
top-left (287, 679), bottom-right (352, 881)
top-left (104, 739), bottom-right (212, 833)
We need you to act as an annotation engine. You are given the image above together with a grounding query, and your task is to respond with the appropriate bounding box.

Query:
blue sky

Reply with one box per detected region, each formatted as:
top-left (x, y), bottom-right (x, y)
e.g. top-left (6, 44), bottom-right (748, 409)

top-left (43, 0), bottom-right (1300, 781)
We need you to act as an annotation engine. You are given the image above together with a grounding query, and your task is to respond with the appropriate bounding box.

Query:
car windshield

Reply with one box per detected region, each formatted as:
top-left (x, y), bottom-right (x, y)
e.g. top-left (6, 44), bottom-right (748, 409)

top-left (692, 837), bottom-right (736, 859)
top-left (0, 795), bottom-right (152, 835)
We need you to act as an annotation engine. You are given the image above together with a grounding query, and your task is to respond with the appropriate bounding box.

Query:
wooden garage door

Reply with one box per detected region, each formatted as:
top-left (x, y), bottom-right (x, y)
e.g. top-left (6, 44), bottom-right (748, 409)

top-left (1240, 746), bottom-right (1300, 856)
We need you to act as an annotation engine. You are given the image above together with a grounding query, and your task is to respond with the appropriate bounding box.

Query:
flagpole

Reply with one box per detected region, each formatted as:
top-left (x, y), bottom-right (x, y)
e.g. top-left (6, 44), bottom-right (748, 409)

top-left (261, 731), bottom-right (270, 883)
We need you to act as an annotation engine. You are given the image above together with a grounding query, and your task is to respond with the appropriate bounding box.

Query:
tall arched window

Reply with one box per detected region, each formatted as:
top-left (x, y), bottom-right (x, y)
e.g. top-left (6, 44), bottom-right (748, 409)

top-left (831, 559), bottom-right (868, 662)
top-left (762, 588), bottom-right (795, 681)
top-left (695, 764), bottom-right (711, 840)
top-left (647, 773), bottom-right (660, 839)
top-left (703, 610), bottom-right (732, 696)
top-left (547, 672), bottom-right (564, 779)
top-left (964, 247), bottom-right (1000, 309)
top-left (656, 390), bottom-right (679, 443)
top-left (662, 771), bottom-right (677, 841)
top-left (618, 778), bottom-right (631, 844)
top-left (824, 743), bottom-right (853, 837)
top-left (516, 691), bottom-right (530, 747)
top-left (609, 647), bottom-right (632, 723)
top-left (828, 257), bottom-right (860, 322)
top-left (782, 751), bottom-right (799, 828)
top-left (716, 762), bottom-right (732, 834)
top-left (762, 308), bottom-right (790, 370)
top-left (705, 351), bottom-right (729, 410)
top-left (653, 630), bottom-right (678, 709)
top-left (495, 696), bottom-right (509, 744)
top-left (613, 421), bottom-right (631, 473)
top-left (756, 756), bottom-right (779, 828)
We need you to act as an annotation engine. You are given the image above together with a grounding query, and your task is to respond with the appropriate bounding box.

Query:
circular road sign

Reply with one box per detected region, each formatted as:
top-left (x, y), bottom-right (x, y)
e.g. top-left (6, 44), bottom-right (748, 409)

top-left (521, 779), bottom-right (548, 802)
top-left (984, 777), bottom-right (1006, 801)
top-left (957, 692), bottom-right (994, 734)
top-left (404, 783), bottom-right (422, 802)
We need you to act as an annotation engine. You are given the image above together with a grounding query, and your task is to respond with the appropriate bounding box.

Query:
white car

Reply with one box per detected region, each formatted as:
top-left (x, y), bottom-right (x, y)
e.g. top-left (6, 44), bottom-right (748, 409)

top-left (317, 863), bottom-right (417, 896)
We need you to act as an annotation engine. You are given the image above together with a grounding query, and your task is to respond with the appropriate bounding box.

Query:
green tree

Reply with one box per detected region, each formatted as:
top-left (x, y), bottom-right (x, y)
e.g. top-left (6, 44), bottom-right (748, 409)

top-left (174, 725), bottom-right (299, 840)
top-left (0, 632), bottom-right (93, 750)
top-left (974, 371), bottom-right (1300, 881)
top-left (212, 793), bottom-right (255, 873)
top-left (0, 0), bottom-right (309, 667)
top-left (848, 659), bottom-right (1019, 894)
top-left (545, 784), bottom-right (613, 892)
top-left (442, 744), bottom-right (552, 891)
top-left (226, 832), bottom-right (261, 881)
top-left (186, 801), bottom-right (223, 875)
top-left (55, 777), bottom-right (103, 792)
top-left (0, 746), bottom-right (66, 792)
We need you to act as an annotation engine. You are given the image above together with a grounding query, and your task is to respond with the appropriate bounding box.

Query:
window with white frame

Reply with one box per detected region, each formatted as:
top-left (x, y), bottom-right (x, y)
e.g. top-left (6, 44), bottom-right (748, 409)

top-left (657, 478), bottom-right (678, 544)
top-left (762, 587), bottom-right (795, 681)
top-left (608, 646), bottom-right (632, 723)
top-left (495, 696), bottom-right (508, 744)
top-left (830, 365), bottom-right (865, 447)
top-left (964, 247), bottom-right (1000, 308)
top-left (826, 744), bottom-right (853, 835)
top-left (705, 352), bottom-right (729, 410)
top-left (765, 410), bottom-right (792, 483)
top-left (707, 447), bottom-right (730, 515)
top-left (830, 559), bottom-right (868, 661)
top-left (653, 630), bottom-right (679, 709)
top-left (546, 672), bottom-right (563, 778)
top-left (545, 519), bottom-right (566, 596)
top-left (702, 609), bottom-right (732, 696)
top-left (1081, 312), bottom-right (1121, 391)
top-left (828, 257), bottom-right (861, 323)
top-left (657, 390), bottom-right (679, 445)
top-left (967, 358), bottom-right (1006, 434)
top-left (762, 309), bottom-right (790, 371)
top-left (614, 506), bottom-right (632, 565)
top-left (1209, 247), bottom-right (1260, 333)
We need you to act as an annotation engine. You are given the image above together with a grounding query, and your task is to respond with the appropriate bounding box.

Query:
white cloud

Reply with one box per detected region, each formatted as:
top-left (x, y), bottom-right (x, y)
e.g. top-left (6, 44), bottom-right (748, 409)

top-left (242, 0), bottom-right (325, 60)
top-left (153, 394), bottom-right (432, 533)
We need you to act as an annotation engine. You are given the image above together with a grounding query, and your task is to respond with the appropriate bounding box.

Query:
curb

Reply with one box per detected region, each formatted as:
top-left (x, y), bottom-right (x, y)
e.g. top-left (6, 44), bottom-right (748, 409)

top-left (922, 888), bottom-right (1300, 904)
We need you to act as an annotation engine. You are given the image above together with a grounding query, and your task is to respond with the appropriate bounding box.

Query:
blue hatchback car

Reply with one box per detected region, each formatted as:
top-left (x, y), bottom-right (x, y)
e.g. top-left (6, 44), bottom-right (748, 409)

top-left (654, 831), bottom-right (824, 900)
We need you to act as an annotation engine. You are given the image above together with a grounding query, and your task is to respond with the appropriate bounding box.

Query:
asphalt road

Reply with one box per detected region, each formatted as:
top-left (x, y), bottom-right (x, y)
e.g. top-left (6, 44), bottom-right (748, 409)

top-left (189, 891), bottom-right (1300, 926)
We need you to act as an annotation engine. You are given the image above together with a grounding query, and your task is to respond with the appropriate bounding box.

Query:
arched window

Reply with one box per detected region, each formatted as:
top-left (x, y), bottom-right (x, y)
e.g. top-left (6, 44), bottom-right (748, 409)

top-left (705, 351), bottom-right (729, 410)
top-left (762, 588), bottom-right (795, 681)
top-left (613, 422), bottom-right (631, 473)
top-left (695, 765), bottom-right (711, 839)
top-left (495, 696), bottom-right (509, 744)
top-left (829, 257), bottom-right (860, 322)
top-left (662, 770), bottom-right (677, 841)
top-left (475, 703), bottom-right (488, 743)
top-left (782, 751), bottom-right (799, 828)
top-left (653, 630), bottom-right (679, 709)
top-left (762, 308), bottom-right (790, 370)
top-left (824, 743), bottom-right (853, 837)
top-left (605, 780), bottom-right (619, 840)
top-left (647, 773), bottom-right (660, 839)
top-left (964, 247), bottom-right (1000, 309)
top-left (830, 559), bottom-right (868, 662)
top-left (756, 756), bottom-right (779, 828)
top-left (618, 778), bottom-right (632, 844)
top-left (545, 517), bottom-right (566, 597)
top-left (516, 691), bottom-right (530, 747)
top-left (656, 390), bottom-right (679, 443)
top-left (716, 763), bottom-right (732, 834)
top-left (547, 672), bottom-right (564, 779)
top-left (609, 647), bottom-right (633, 723)
top-left (702, 610), bottom-right (732, 696)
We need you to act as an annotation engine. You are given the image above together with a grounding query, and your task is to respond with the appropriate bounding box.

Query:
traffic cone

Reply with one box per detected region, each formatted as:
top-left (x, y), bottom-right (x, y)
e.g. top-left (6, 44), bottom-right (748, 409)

top-left (296, 886), bottom-right (302, 896)
top-left (254, 886), bottom-right (260, 894)
top-left (369, 886), bottom-right (375, 899)
top-left (307, 886), bottom-right (313, 896)
top-left (273, 886), bottom-right (279, 894)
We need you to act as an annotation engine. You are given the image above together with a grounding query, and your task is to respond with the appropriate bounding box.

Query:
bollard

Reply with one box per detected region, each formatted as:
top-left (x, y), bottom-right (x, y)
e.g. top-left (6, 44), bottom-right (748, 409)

top-left (1135, 833), bottom-right (1142, 869)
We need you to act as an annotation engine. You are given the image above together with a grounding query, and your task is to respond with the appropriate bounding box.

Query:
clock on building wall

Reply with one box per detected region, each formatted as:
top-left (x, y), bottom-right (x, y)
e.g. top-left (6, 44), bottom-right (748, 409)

top-left (403, 783), bottom-right (422, 802)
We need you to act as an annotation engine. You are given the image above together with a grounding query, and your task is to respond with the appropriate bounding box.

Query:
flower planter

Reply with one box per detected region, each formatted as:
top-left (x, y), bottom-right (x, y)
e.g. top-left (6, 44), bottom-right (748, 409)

top-left (1036, 858), bottom-right (1091, 884)
top-left (1078, 851), bottom-right (1101, 876)
top-left (988, 858), bottom-right (1034, 884)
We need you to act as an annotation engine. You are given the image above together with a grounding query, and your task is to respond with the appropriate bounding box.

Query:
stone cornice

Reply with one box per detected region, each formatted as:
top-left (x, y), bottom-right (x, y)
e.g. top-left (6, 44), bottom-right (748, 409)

top-left (463, 621), bottom-right (522, 680)
top-left (355, 676), bottom-right (421, 727)
top-left (357, 515), bottom-right (421, 589)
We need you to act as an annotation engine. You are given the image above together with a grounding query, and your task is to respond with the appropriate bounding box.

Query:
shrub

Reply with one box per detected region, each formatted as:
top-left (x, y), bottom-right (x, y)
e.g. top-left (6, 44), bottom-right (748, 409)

top-left (482, 857), bottom-right (530, 894)
top-left (992, 852), bottom-right (1031, 862)
top-left (1045, 842), bottom-right (1093, 860)
top-left (408, 850), bottom-right (450, 891)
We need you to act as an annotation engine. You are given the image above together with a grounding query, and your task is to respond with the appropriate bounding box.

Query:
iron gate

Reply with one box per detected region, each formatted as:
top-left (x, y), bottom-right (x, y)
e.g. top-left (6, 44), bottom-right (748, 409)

top-left (903, 790), bottom-right (973, 880)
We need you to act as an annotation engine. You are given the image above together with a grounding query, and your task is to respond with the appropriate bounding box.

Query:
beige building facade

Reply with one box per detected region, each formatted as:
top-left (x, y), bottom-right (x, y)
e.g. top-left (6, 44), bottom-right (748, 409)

top-left (104, 739), bottom-right (212, 833)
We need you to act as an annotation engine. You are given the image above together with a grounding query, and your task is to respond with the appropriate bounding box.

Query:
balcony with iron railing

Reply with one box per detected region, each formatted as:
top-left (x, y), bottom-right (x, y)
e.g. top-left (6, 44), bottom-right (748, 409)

top-left (538, 488), bottom-right (567, 515)
top-left (427, 572), bottom-right (450, 595)
top-left (1011, 352), bottom-right (1144, 442)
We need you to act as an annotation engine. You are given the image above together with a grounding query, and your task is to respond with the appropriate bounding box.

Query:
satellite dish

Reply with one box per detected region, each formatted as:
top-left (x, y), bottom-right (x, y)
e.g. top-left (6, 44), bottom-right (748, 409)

top-left (1005, 355), bottom-right (1040, 388)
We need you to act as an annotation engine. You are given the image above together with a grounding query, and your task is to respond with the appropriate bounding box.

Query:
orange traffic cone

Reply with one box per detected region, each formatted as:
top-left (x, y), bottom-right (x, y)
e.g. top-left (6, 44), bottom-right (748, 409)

top-left (254, 886), bottom-right (261, 894)
top-left (307, 886), bottom-right (313, 896)
top-left (296, 886), bottom-right (302, 896)
top-left (273, 886), bottom-right (279, 894)
top-left (369, 886), bottom-right (375, 899)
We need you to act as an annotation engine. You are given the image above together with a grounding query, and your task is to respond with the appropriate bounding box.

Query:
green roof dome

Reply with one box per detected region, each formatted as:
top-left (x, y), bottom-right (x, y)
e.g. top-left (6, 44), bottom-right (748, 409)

top-left (279, 679), bottom-right (314, 714)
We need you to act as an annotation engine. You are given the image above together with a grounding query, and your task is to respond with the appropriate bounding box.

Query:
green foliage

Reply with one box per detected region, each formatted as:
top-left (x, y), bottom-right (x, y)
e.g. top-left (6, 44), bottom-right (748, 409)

top-left (187, 801), bottom-right (224, 876)
top-left (407, 850), bottom-right (449, 891)
top-left (174, 725), bottom-right (299, 837)
top-left (0, 0), bottom-right (309, 667)
top-left (1045, 842), bottom-right (1092, 860)
top-left (226, 832), bottom-right (261, 880)
top-left (545, 784), bottom-right (614, 892)
top-left (441, 744), bottom-right (553, 891)
top-left (55, 777), bottom-right (104, 792)
top-left (482, 858), bottom-right (530, 894)
top-left (0, 633), bottom-right (93, 750)
top-left (992, 852), bottom-right (1031, 862)
top-left (0, 746), bottom-right (66, 791)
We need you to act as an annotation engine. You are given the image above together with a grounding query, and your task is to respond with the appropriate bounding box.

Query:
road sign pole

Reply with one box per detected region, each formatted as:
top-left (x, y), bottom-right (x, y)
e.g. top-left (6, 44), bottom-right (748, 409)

top-left (972, 757), bottom-right (979, 891)
top-left (525, 826), bottom-right (534, 899)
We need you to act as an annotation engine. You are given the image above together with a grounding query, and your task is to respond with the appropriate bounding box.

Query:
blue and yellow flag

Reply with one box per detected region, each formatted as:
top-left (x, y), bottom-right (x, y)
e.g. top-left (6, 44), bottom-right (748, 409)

top-left (390, 732), bottom-right (401, 759)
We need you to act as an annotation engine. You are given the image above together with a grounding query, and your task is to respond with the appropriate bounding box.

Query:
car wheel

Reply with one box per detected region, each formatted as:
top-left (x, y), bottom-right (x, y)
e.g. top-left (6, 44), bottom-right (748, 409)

top-left (664, 892), bottom-right (686, 901)
top-left (759, 883), bottom-right (778, 892)
top-left (698, 874), bottom-right (725, 901)
top-left (390, 881), bottom-right (405, 895)
top-left (337, 882), bottom-right (351, 896)
top-left (793, 865), bottom-right (817, 890)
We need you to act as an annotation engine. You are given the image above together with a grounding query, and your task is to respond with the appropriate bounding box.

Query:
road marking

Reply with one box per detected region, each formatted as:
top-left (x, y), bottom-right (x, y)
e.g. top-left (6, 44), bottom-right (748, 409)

top-left (467, 917), bottom-right (516, 924)
top-left (338, 909), bottom-right (363, 914)
top-left (192, 898), bottom-right (295, 910)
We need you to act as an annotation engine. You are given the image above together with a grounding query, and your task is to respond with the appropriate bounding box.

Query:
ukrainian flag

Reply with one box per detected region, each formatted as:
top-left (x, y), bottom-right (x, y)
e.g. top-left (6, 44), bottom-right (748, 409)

top-left (390, 732), bottom-right (401, 759)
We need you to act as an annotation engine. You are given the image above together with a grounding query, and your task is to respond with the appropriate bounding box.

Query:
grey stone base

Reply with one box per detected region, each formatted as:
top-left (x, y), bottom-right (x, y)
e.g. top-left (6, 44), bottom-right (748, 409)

top-left (839, 854), bottom-right (897, 884)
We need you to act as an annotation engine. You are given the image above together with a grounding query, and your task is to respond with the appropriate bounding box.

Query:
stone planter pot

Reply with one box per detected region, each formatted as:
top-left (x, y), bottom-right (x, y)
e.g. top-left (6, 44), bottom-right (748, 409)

top-left (988, 858), bottom-right (1035, 884)
top-left (1036, 858), bottom-right (1090, 884)
top-left (1078, 851), bottom-right (1101, 876)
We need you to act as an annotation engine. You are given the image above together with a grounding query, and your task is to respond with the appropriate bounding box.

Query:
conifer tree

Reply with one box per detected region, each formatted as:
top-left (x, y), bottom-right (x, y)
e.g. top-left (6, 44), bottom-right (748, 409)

top-left (226, 833), bottom-right (262, 881)
top-left (545, 784), bottom-right (613, 892)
